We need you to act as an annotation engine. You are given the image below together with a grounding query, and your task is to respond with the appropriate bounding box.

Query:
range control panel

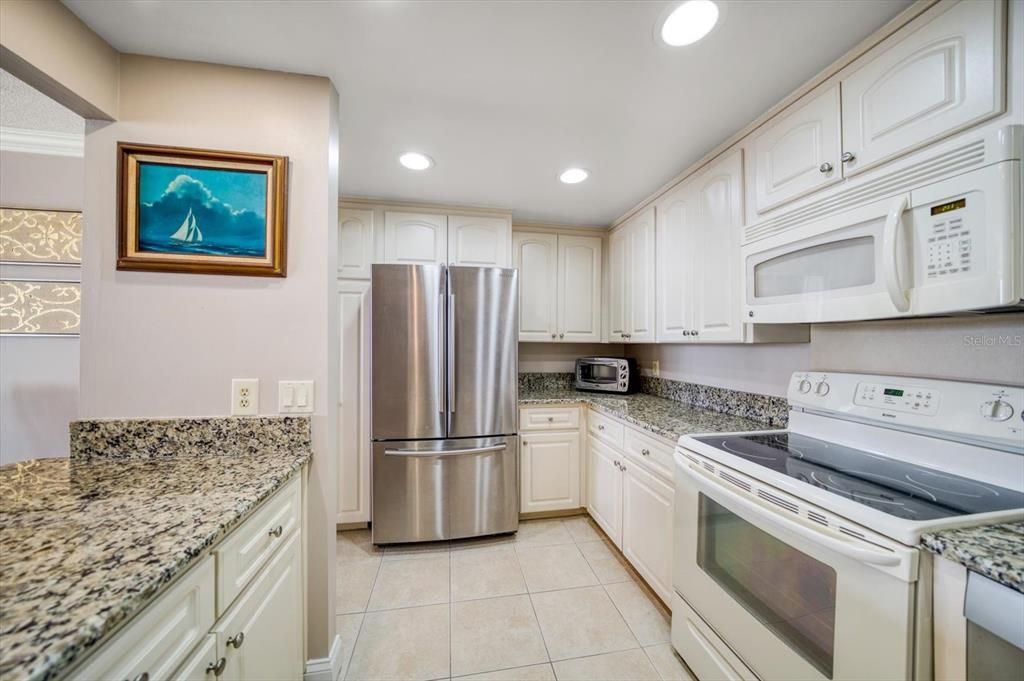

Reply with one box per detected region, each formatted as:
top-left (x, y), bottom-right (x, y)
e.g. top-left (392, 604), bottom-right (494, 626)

top-left (788, 372), bottom-right (1023, 449)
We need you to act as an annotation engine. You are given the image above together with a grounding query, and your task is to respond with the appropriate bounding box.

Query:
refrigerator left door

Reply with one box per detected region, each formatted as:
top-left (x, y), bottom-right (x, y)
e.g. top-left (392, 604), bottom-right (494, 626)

top-left (371, 264), bottom-right (447, 440)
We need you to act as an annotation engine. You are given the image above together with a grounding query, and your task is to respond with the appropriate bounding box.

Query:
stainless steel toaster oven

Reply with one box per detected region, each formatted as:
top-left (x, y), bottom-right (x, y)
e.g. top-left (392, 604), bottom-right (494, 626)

top-left (575, 357), bottom-right (638, 393)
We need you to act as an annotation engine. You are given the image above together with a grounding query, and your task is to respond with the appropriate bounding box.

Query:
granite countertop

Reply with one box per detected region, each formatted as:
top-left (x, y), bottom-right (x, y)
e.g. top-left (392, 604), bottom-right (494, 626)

top-left (519, 386), bottom-right (770, 440)
top-left (921, 522), bottom-right (1024, 593)
top-left (0, 448), bottom-right (311, 681)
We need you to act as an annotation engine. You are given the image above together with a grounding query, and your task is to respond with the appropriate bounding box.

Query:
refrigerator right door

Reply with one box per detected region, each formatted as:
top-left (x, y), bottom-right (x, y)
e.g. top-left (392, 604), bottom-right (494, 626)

top-left (446, 266), bottom-right (519, 439)
top-left (371, 264), bottom-right (447, 440)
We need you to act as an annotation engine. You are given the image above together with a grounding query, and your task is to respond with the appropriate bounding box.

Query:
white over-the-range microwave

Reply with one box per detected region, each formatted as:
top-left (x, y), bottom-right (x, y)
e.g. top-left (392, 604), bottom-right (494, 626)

top-left (742, 127), bottom-right (1023, 324)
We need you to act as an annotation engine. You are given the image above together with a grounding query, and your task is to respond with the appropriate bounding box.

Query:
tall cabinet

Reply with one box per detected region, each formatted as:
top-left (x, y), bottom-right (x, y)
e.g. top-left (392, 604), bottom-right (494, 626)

top-left (513, 230), bottom-right (602, 342)
top-left (608, 206), bottom-right (656, 343)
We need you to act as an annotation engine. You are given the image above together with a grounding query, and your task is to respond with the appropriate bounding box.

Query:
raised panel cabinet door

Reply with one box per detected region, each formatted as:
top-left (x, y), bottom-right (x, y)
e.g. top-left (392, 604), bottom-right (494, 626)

top-left (338, 280), bottom-right (371, 524)
top-left (841, 0), bottom-right (1005, 176)
top-left (217, 533), bottom-right (303, 681)
top-left (587, 438), bottom-right (623, 547)
top-left (448, 214), bottom-right (512, 266)
top-left (338, 208), bottom-right (374, 279)
top-left (750, 84), bottom-right (842, 214)
top-left (171, 634), bottom-right (219, 681)
top-left (627, 207), bottom-right (657, 343)
top-left (513, 232), bottom-right (559, 341)
top-left (692, 149), bottom-right (745, 343)
top-left (520, 431), bottom-right (581, 513)
top-left (655, 181), bottom-right (696, 342)
top-left (621, 460), bottom-right (674, 605)
top-left (608, 228), bottom-right (629, 342)
top-left (383, 211), bottom-right (448, 264)
top-left (558, 235), bottom-right (603, 342)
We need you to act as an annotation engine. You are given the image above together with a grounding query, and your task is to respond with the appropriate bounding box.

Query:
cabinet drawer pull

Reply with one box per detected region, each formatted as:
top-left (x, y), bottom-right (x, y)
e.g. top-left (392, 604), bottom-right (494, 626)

top-left (841, 151), bottom-right (856, 163)
top-left (597, 424), bottom-right (605, 431)
top-left (227, 632), bottom-right (245, 648)
top-left (819, 162), bottom-right (833, 173)
top-left (641, 448), bottom-right (650, 456)
top-left (268, 525), bottom-right (283, 538)
top-left (547, 416), bottom-right (554, 422)
top-left (206, 658), bottom-right (227, 677)
top-left (551, 333), bottom-right (556, 339)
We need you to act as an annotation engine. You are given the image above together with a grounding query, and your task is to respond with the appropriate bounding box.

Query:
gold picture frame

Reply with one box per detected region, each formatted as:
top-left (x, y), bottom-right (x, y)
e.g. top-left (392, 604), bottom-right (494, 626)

top-left (117, 142), bottom-right (288, 277)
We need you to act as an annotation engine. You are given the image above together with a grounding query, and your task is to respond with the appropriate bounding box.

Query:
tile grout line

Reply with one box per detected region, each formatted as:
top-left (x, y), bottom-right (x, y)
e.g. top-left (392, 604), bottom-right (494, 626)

top-left (520, 522), bottom-right (555, 672)
top-left (335, 535), bottom-right (386, 681)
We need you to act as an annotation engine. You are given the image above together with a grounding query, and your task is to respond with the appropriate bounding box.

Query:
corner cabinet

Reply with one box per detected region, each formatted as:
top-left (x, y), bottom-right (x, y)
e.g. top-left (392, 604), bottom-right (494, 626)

top-left (609, 207), bottom-right (656, 343)
top-left (514, 231), bottom-right (602, 342)
top-left (383, 210), bottom-right (512, 267)
top-left (69, 476), bottom-right (306, 681)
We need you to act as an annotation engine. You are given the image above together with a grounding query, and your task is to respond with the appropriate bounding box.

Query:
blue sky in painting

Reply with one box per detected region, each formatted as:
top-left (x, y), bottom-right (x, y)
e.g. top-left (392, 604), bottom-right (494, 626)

top-left (138, 162), bottom-right (268, 257)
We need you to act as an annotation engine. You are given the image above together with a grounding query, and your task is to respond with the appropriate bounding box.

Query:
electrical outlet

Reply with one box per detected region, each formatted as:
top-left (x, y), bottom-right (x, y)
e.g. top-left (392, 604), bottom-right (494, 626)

top-left (651, 360), bottom-right (660, 377)
top-left (231, 378), bottom-right (259, 416)
top-left (279, 380), bottom-right (315, 414)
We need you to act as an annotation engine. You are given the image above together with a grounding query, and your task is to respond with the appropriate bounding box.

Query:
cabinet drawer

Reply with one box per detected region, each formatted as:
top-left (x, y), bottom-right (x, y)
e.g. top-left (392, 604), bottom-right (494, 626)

top-left (71, 557), bottom-right (215, 681)
top-left (588, 409), bottom-right (624, 448)
top-left (623, 427), bottom-right (675, 482)
top-left (171, 633), bottom-right (219, 681)
top-left (520, 406), bottom-right (581, 431)
top-left (215, 475), bottom-right (301, 615)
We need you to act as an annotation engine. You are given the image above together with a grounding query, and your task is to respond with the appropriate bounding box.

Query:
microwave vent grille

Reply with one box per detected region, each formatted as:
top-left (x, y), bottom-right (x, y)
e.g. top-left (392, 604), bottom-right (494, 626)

top-left (744, 137), bottom-right (987, 244)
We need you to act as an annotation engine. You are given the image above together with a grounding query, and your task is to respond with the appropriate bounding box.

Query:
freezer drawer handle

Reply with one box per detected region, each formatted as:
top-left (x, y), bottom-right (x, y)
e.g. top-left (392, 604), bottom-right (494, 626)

top-left (384, 443), bottom-right (507, 457)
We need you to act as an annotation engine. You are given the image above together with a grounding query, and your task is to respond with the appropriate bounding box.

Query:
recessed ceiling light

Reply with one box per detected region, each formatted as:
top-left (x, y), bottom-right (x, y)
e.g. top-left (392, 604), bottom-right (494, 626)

top-left (660, 0), bottom-right (720, 47)
top-left (559, 168), bottom-right (589, 184)
top-left (399, 152), bottom-right (433, 170)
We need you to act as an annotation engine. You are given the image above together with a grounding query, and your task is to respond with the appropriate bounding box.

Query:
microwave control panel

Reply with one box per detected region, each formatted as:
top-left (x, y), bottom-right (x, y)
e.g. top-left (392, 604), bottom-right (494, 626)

top-left (924, 196), bottom-right (973, 279)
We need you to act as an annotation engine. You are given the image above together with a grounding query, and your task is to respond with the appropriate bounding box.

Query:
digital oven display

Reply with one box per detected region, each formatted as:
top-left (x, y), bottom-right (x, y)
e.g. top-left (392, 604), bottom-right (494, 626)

top-left (930, 198), bottom-right (966, 216)
top-left (884, 388), bottom-right (904, 397)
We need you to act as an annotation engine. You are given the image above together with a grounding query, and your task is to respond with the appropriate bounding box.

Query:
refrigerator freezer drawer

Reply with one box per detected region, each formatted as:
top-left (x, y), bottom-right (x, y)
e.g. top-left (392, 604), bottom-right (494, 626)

top-left (371, 436), bottom-right (519, 544)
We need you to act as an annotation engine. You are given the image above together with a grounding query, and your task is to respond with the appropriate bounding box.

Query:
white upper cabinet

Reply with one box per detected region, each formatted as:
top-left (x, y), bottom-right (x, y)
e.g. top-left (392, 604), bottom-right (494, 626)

top-left (558, 235), bottom-right (603, 342)
top-left (655, 182), bottom-right (695, 342)
top-left (609, 207), bottom-right (656, 343)
top-left (692, 150), bottom-right (745, 342)
top-left (514, 232), bottom-right (559, 341)
top-left (749, 84), bottom-right (842, 215)
top-left (448, 214), bottom-right (511, 267)
top-left (840, 0), bottom-right (1005, 176)
top-left (338, 208), bottom-right (374, 279)
top-left (515, 231), bottom-right (602, 342)
top-left (383, 211), bottom-right (448, 265)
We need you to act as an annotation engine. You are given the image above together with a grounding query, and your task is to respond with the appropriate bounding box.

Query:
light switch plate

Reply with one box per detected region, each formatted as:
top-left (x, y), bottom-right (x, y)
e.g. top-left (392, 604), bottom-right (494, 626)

top-left (231, 378), bottom-right (259, 415)
top-left (279, 380), bottom-right (315, 414)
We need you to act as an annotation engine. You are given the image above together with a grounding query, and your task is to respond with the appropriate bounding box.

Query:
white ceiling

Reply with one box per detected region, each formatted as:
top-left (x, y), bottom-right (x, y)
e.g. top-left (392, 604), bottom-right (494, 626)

top-left (64, 0), bottom-right (910, 226)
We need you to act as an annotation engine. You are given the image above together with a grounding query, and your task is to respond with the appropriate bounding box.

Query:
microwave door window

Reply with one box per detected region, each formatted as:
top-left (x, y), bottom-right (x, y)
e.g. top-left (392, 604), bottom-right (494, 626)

top-left (753, 236), bottom-right (876, 300)
top-left (697, 494), bottom-right (837, 678)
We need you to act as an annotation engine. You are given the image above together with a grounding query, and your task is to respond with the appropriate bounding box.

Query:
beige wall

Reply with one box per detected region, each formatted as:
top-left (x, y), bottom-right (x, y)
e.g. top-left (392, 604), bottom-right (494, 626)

top-left (627, 313), bottom-right (1024, 397)
top-left (80, 55), bottom-right (339, 661)
top-left (519, 342), bottom-right (625, 373)
top-left (0, 0), bottom-right (118, 119)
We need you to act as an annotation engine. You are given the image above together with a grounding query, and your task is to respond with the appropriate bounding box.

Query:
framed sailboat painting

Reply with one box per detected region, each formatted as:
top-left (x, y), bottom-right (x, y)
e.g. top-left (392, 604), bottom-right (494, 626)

top-left (117, 142), bottom-right (288, 276)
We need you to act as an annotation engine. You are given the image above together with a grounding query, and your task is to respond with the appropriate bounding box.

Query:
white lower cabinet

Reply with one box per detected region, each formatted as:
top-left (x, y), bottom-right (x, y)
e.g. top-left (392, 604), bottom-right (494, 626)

top-left (521, 431), bottom-right (581, 513)
top-left (586, 412), bottom-right (675, 606)
top-left (338, 280), bottom-right (371, 524)
top-left (69, 476), bottom-right (306, 681)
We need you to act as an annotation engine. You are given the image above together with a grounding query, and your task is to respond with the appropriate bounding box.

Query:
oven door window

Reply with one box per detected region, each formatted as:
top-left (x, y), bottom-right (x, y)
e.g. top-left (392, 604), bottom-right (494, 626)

top-left (580, 363), bottom-right (617, 383)
top-left (698, 494), bottom-right (838, 678)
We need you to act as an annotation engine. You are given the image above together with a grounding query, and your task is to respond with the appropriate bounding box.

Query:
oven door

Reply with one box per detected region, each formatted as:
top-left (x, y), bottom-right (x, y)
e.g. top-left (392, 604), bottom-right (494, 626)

top-left (672, 452), bottom-right (920, 681)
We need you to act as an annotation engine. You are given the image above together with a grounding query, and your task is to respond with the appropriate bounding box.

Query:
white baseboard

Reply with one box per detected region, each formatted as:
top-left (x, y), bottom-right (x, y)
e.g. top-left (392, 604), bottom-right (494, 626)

top-left (304, 634), bottom-right (343, 681)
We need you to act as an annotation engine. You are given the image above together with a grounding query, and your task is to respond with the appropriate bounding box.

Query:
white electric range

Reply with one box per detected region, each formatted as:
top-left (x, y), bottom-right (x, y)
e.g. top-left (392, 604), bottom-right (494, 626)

top-left (671, 371), bottom-right (1024, 681)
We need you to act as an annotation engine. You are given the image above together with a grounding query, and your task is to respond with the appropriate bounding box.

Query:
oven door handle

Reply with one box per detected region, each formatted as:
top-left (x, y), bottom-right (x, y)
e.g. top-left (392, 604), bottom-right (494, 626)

top-left (882, 194), bottom-right (911, 313)
top-left (683, 464), bottom-right (902, 567)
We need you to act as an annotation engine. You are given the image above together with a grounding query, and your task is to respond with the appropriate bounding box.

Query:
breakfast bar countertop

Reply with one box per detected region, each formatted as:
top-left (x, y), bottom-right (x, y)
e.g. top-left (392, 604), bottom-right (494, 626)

top-left (519, 386), bottom-right (771, 441)
top-left (0, 446), bottom-right (310, 681)
top-left (921, 521), bottom-right (1024, 593)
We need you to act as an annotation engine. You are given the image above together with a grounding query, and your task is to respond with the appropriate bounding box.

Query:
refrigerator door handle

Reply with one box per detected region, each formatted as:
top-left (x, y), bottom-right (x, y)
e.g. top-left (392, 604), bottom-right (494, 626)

top-left (447, 292), bottom-right (455, 416)
top-left (384, 443), bottom-right (507, 457)
top-left (438, 293), bottom-right (445, 413)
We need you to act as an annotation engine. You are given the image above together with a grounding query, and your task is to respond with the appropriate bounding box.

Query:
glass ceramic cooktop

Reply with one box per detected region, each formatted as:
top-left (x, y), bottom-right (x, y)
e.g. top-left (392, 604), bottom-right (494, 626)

top-left (694, 432), bottom-right (1024, 521)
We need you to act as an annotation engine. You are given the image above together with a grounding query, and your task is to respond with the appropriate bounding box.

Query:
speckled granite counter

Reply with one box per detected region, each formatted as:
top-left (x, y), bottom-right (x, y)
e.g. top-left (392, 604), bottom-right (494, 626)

top-left (922, 522), bottom-right (1024, 593)
top-left (0, 419), bottom-right (311, 681)
top-left (519, 386), bottom-right (770, 440)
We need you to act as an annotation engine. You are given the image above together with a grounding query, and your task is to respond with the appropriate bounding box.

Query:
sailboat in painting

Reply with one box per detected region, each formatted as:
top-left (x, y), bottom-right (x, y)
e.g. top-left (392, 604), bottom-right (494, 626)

top-left (170, 208), bottom-right (203, 243)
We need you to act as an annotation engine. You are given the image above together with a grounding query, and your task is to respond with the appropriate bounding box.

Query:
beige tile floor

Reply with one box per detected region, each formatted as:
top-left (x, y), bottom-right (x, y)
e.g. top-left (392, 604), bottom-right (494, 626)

top-left (336, 517), bottom-right (695, 681)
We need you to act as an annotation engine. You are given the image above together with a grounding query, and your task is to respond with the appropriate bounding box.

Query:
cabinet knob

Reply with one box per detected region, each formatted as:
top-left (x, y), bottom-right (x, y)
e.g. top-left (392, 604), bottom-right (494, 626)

top-left (621, 465), bottom-right (627, 472)
top-left (841, 151), bottom-right (856, 163)
top-left (206, 658), bottom-right (227, 677)
top-left (547, 416), bottom-right (554, 422)
top-left (551, 333), bottom-right (556, 339)
top-left (819, 162), bottom-right (833, 173)
top-left (641, 448), bottom-right (650, 456)
top-left (597, 424), bottom-right (605, 431)
top-left (268, 525), bottom-right (283, 538)
top-left (227, 632), bottom-right (245, 649)
top-left (559, 333), bottom-right (564, 339)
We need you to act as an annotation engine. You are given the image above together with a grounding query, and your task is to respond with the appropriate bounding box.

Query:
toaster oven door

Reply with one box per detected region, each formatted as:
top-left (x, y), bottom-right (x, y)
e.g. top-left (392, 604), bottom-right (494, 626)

top-left (578, 361), bottom-right (620, 387)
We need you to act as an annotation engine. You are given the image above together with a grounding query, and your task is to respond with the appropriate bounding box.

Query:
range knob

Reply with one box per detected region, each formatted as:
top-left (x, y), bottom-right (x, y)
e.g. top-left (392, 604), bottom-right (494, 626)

top-left (815, 381), bottom-right (830, 396)
top-left (980, 399), bottom-right (1014, 422)
top-left (798, 379), bottom-right (812, 394)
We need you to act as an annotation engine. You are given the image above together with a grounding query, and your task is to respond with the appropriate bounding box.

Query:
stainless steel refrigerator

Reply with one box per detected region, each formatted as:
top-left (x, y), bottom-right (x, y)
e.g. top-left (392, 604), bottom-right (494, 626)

top-left (370, 264), bottom-right (519, 544)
